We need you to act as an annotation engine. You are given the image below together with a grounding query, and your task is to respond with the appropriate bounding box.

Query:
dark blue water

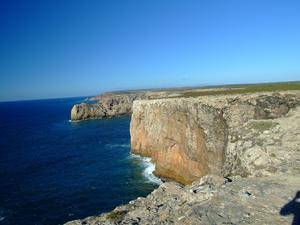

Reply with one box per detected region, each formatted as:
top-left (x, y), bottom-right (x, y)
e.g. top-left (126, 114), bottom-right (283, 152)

top-left (0, 97), bottom-right (158, 225)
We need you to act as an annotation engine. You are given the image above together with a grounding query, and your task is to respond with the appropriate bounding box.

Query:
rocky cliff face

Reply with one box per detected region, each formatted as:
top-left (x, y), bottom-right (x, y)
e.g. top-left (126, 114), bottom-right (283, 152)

top-left (66, 91), bottom-right (300, 225)
top-left (66, 174), bottom-right (300, 225)
top-left (130, 99), bottom-right (228, 184)
top-left (130, 91), bottom-right (300, 184)
top-left (70, 91), bottom-right (184, 121)
top-left (71, 93), bottom-right (142, 121)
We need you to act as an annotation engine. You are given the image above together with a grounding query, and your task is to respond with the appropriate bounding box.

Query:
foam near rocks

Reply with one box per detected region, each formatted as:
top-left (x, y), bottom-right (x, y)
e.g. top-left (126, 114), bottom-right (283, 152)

top-left (65, 90), bottom-right (300, 225)
top-left (129, 154), bottom-right (162, 184)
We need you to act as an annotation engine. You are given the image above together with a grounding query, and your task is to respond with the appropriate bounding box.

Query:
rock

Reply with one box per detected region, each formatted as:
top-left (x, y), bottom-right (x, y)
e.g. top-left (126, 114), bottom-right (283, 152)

top-left (254, 95), bottom-right (297, 119)
top-left (130, 99), bottom-right (228, 184)
top-left (65, 90), bottom-right (300, 225)
top-left (70, 90), bottom-right (188, 121)
top-left (65, 174), bottom-right (300, 225)
top-left (70, 95), bottom-right (136, 121)
top-left (71, 103), bottom-right (106, 120)
top-left (131, 91), bottom-right (300, 184)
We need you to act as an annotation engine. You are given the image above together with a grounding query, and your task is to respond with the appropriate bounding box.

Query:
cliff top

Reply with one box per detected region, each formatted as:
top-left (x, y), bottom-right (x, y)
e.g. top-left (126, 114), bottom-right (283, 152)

top-left (67, 93), bottom-right (300, 224)
top-left (91, 81), bottom-right (300, 101)
top-left (71, 82), bottom-right (300, 121)
top-left (132, 89), bottom-right (300, 111)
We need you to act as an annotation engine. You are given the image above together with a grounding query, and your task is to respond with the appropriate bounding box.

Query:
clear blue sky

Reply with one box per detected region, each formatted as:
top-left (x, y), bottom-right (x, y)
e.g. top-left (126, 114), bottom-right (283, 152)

top-left (0, 0), bottom-right (300, 101)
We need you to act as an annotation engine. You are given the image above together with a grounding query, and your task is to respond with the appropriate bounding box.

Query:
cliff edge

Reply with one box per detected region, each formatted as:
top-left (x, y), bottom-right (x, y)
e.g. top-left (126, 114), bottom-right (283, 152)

top-left (70, 83), bottom-right (300, 121)
top-left (66, 90), bottom-right (300, 225)
top-left (71, 93), bottom-right (142, 121)
top-left (131, 91), bottom-right (299, 184)
top-left (70, 91), bottom-right (183, 121)
top-left (130, 99), bottom-right (228, 184)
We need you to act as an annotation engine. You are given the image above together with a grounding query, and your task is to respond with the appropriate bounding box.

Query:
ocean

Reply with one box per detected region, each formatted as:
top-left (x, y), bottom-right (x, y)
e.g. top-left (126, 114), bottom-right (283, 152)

top-left (0, 97), bottom-right (159, 225)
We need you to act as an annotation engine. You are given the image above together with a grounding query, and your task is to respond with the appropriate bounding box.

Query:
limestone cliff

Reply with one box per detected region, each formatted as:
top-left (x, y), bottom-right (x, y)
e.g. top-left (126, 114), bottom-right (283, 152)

top-left (71, 93), bottom-right (142, 121)
top-left (70, 91), bottom-right (184, 121)
top-left (66, 102), bottom-right (300, 225)
top-left (71, 83), bottom-right (300, 121)
top-left (130, 91), bottom-right (300, 184)
top-left (130, 99), bottom-right (228, 184)
top-left (66, 90), bottom-right (300, 225)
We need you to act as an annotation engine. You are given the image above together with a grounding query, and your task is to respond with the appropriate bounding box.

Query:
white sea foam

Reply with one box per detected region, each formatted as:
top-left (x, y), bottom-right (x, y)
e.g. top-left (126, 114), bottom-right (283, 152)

top-left (130, 153), bottom-right (162, 184)
top-left (69, 119), bottom-right (81, 123)
top-left (0, 208), bottom-right (5, 222)
top-left (106, 143), bottom-right (131, 148)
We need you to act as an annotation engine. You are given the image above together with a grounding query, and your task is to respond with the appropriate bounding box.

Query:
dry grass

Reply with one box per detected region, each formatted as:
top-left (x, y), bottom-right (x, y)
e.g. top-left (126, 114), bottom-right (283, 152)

top-left (181, 82), bottom-right (300, 98)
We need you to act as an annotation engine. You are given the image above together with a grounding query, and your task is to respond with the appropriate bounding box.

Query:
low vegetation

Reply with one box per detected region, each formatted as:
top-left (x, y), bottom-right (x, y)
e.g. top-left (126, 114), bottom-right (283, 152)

top-left (182, 81), bottom-right (300, 98)
top-left (106, 210), bottom-right (127, 221)
top-left (247, 121), bottom-right (278, 133)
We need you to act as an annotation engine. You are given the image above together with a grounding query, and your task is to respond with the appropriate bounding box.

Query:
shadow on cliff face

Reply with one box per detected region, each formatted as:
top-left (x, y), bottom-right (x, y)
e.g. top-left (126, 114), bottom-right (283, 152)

top-left (280, 191), bottom-right (300, 225)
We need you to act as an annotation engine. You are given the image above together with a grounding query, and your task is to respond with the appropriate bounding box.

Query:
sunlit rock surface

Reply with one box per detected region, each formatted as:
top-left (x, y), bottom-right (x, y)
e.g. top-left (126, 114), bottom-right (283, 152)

top-left (130, 99), bottom-right (228, 184)
top-left (130, 91), bottom-right (299, 184)
top-left (66, 90), bottom-right (300, 225)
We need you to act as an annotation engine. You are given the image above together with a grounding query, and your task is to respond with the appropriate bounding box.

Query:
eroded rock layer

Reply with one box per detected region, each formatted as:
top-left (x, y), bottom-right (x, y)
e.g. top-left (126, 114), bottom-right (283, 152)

top-left (66, 94), bottom-right (300, 225)
top-left (130, 100), bottom-right (228, 184)
top-left (130, 91), bottom-right (300, 184)
top-left (66, 175), bottom-right (300, 225)
top-left (71, 93), bottom-right (143, 121)
top-left (70, 90), bottom-right (187, 121)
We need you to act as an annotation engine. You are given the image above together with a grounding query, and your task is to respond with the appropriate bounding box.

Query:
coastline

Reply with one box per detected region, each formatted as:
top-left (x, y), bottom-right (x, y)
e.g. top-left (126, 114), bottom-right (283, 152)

top-left (129, 153), bottom-right (162, 185)
top-left (66, 88), bottom-right (300, 225)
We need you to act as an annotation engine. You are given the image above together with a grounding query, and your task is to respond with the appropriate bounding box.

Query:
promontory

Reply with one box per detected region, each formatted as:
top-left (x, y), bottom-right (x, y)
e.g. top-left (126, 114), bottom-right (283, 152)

top-left (67, 82), bottom-right (300, 225)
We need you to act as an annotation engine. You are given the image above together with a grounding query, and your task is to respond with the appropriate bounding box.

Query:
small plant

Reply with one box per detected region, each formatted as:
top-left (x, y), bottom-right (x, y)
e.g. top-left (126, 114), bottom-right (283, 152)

top-left (270, 153), bottom-right (276, 157)
top-left (248, 121), bottom-right (278, 133)
top-left (106, 210), bottom-right (127, 221)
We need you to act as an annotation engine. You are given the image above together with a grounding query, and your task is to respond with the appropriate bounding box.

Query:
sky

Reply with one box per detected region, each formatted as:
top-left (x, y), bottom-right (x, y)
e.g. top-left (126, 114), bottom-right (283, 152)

top-left (0, 0), bottom-right (300, 101)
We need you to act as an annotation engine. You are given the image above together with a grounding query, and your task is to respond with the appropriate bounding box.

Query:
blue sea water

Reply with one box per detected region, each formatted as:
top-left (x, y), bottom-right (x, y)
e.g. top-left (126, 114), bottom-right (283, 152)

top-left (0, 97), bottom-right (159, 225)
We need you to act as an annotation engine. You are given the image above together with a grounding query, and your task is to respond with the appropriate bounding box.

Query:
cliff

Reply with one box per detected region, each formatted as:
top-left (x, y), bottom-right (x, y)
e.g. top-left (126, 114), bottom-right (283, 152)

top-left (130, 99), bottom-right (228, 184)
top-left (70, 91), bottom-right (183, 121)
top-left (70, 82), bottom-right (300, 121)
top-left (71, 93), bottom-right (142, 121)
top-left (131, 91), bottom-right (299, 184)
top-left (66, 90), bottom-right (300, 225)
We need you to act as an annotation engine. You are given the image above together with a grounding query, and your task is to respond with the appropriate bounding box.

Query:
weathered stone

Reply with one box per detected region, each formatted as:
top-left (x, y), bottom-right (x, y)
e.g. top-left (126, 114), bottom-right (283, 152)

top-left (254, 95), bottom-right (295, 119)
top-left (130, 99), bottom-right (228, 184)
top-left (71, 90), bottom-right (187, 121)
top-left (71, 103), bottom-right (106, 120)
top-left (70, 95), bottom-right (136, 121)
top-left (131, 91), bottom-right (300, 184)
top-left (65, 175), bottom-right (300, 225)
top-left (66, 90), bottom-right (300, 225)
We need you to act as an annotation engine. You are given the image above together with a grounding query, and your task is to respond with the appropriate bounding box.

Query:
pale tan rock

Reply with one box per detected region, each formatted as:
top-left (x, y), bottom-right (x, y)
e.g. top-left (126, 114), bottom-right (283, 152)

top-left (65, 90), bottom-right (300, 225)
top-left (130, 91), bottom-right (300, 184)
top-left (130, 99), bottom-right (228, 184)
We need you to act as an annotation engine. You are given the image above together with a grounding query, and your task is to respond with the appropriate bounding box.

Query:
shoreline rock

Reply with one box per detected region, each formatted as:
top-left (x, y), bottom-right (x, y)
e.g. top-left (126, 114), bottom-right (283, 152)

top-left (66, 90), bottom-right (300, 225)
top-left (70, 89), bottom-right (196, 121)
top-left (66, 174), bottom-right (300, 225)
top-left (130, 99), bottom-right (228, 184)
top-left (70, 93), bottom-right (141, 121)
top-left (130, 91), bottom-right (300, 184)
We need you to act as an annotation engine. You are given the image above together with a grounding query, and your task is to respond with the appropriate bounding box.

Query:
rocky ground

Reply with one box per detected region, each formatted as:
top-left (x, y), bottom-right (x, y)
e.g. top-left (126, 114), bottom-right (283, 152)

top-left (71, 82), bottom-right (300, 121)
top-left (66, 92), bottom-right (300, 225)
top-left (70, 91), bottom-right (184, 121)
top-left (130, 91), bottom-right (300, 184)
top-left (66, 174), bottom-right (300, 225)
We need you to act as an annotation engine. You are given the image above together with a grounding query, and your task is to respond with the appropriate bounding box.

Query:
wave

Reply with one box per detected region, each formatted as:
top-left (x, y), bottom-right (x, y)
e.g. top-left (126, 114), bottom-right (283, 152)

top-left (105, 143), bottom-right (130, 149)
top-left (129, 154), bottom-right (162, 185)
top-left (0, 207), bottom-right (7, 222)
